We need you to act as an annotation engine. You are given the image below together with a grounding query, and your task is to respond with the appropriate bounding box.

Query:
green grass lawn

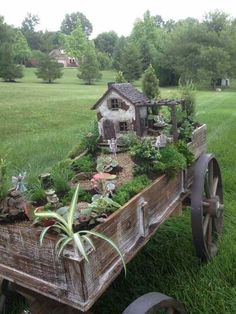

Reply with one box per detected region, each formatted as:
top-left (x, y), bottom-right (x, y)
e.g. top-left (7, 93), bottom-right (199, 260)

top-left (1, 69), bottom-right (236, 313)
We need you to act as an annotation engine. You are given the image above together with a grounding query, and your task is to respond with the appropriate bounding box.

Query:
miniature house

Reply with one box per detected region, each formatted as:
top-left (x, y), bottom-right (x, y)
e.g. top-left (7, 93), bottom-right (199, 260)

top-left (92, 83), bottom-right (149, 141)
top-left (92, 82), bottom-right (183, 142)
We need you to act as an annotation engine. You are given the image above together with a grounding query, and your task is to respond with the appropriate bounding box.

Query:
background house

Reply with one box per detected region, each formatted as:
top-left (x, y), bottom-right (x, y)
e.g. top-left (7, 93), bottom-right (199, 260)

top-left (49, 49), bottom-right (78, 67)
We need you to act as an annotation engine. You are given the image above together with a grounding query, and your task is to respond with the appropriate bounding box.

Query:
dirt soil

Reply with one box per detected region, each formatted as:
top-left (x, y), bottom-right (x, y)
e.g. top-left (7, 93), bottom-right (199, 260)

top-left (71, 152), bottom-right (135, 191)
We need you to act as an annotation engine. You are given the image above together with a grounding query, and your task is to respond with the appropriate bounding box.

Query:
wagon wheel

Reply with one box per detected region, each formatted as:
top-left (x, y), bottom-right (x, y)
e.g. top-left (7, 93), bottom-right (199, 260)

top-left (191, 153), bottom-right (224, 261)
top-left (122, 292), bottom-right (187, 314)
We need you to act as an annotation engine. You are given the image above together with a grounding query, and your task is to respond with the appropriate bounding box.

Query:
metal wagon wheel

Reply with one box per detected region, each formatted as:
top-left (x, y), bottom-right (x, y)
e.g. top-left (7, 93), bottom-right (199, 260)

top-left (122, 292), bottom-right (187, 314)
top-left (191, 153), bottom-right (224, 261)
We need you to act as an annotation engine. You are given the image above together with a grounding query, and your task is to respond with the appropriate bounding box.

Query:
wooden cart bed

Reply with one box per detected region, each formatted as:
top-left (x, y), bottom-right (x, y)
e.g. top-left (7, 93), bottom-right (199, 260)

top-left (0, 125), bottom-right (207, 312)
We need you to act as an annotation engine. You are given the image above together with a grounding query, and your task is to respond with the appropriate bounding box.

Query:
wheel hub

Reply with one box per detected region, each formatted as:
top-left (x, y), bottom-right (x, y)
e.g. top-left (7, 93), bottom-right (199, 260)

top-left (207, 196), bottom-right (221, 218)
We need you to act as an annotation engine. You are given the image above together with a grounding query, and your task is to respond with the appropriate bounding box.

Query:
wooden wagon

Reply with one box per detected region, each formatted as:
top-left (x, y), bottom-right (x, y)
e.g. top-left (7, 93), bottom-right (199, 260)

top-left (0, 124), bottom-right (224, 314)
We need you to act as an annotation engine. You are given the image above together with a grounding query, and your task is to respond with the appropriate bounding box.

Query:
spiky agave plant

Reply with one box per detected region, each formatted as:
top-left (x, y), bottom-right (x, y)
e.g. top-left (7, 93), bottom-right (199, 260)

top-left (34, 184), bottom-right (126, 274)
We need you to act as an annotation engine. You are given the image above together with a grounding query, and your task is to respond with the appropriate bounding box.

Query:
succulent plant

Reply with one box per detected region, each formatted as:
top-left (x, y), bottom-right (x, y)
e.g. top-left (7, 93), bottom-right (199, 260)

top-left (96, 156), bottom-right (118, 173)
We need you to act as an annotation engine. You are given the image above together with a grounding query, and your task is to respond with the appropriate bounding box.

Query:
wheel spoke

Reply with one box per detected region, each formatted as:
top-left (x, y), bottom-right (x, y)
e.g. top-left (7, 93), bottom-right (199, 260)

top-left (208, 161), bottom-right (214, 194)
top-left (203, 213), bottom-right (210, 236)
top-left (204, 176), bottom-right (211, 199)
top-left (211, 177), bottom-right (219, 197)
top-left (207, 217), bottom-right (212, 248)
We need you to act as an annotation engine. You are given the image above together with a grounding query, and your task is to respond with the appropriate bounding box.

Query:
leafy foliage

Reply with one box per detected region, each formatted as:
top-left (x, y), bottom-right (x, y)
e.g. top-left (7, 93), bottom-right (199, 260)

top-left (179, 81), bottom-right (196, 121)
top-left (77, 42), bottom-right (102, 84)
top-left (0, 43), bottom-right (23, 82)
top-left (27, 178), bottom-right (47, 205)
top-left (120, 42), bottom-right (142, 82)
top-left (64, 21), bottom-right (88, 61)
top-left (179, 120), bottom-right (194, 142)
top-left (130, 138), bottom-right (160, 163)
top-left (94, 31), bottom-right (119, 56)
top-left (153, 145), bottom-right (187, 177)
top-left (51, 162), bottom-right (73, 196)
top-left (113, 175), bottom-right (151, 205)
top-left (142, 64), bottom-right (160, 100)
top-left (35, 53), bottom-right (63, 83)
top-left (82, 194), bottom-right (121, 216)
top-left (62, 187), bottom-right (92, 205)
top-left (60, 12), bottom-right (93, 37)
top-left (115, 71), bottom-right (126, 83)
top-left (175, 141), bottom-right (194, 166)
top-left (71, 155), bottom-right (95, 173)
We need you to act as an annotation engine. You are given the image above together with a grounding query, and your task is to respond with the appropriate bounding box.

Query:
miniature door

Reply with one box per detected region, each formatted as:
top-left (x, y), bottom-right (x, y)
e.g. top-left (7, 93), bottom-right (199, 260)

top-left (102, 119), bottom-right (116, 140)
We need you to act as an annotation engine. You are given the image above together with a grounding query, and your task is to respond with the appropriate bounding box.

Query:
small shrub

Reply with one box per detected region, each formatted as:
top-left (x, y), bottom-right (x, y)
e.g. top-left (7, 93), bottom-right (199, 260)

top-left (51, 162), bottom-right (73, 196)
top-left (71, 155), bottom-right (95, 173)
top-left (175, 140), bottom-right (194, 166)
top-left (27, 179), bottom-right (47, 205)
top-left (113, 175), bottom-right (151, 205)
top-left (179, 120), bottom-right (194, 142)
top-left (153, 145), bottom-right (187, 177)
top-left (62, 187), bottom-right (92, 205)
top-left (130, 138), bottom-right (160, 163)
top-left (119, 132), bottom-right (139, 148)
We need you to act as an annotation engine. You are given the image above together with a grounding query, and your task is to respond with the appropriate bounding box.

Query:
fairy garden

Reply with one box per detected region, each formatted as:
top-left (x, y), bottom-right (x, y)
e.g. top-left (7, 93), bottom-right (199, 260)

top-left (0, 82), bottom-right (202, 259)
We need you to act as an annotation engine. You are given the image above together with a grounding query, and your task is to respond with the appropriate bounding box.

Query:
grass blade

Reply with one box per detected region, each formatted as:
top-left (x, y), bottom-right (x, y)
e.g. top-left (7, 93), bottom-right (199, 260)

top-left (68, 184), bottom-right (80, 230)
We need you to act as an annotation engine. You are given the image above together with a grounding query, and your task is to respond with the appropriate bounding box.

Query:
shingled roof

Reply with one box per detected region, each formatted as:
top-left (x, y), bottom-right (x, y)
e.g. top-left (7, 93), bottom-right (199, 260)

top-left (92, 83), bottom-right (148, 109)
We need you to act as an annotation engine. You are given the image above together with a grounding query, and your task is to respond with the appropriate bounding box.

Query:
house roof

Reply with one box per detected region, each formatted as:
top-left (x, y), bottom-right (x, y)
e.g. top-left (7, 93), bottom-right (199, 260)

top-left (92, 83), bottom-right (148, 109)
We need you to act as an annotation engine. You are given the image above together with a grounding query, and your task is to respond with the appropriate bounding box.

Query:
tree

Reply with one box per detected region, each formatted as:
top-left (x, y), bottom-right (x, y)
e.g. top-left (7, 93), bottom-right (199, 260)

top-left (120, 42), bottom-right (142, 82)
top-left (115, 71), bottom-right (126, 83)
top-left (113, 36), bottom-right (127, 70)
top-left (0, 19), bottom-right (24, 81)
top-left (13, 30), bottom-right (31, 64)
top-left (198, 46), bottom-right (231, 88)
top-left (97, 51), bottom-right (112, 70)
top-left (130, 11), bottom-right (165, 72)
top-left (35, 54), bottom-right (63, 83)
top-left (77, 43), bottom-right (102, 84)
top-left (21, 13), bottom-right (39, 33)
top-left (142, 64), bottom-right (160, 99)
top-left (21, 13), bottom-right (43, 50)
top-left (64, 21), bottom-right (88, 62)
top-left (0, 43), bottom-right (23, 82)
top-left (60, 12), bottom-right (92, 37)
top-left (94, 31), bottom-right (118, 56)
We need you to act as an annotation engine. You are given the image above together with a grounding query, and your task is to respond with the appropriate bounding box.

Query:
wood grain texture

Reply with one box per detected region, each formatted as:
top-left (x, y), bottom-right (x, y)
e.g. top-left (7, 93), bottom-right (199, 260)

top-left (0, 125), bottom-right (206, 312)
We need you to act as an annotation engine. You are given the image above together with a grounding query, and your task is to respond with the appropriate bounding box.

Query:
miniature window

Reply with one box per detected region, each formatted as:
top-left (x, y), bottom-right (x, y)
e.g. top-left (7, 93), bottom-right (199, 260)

top-left (111, 98), bottom-right (119, 110)
top-left (119, 121), bottom-right (128, 132)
